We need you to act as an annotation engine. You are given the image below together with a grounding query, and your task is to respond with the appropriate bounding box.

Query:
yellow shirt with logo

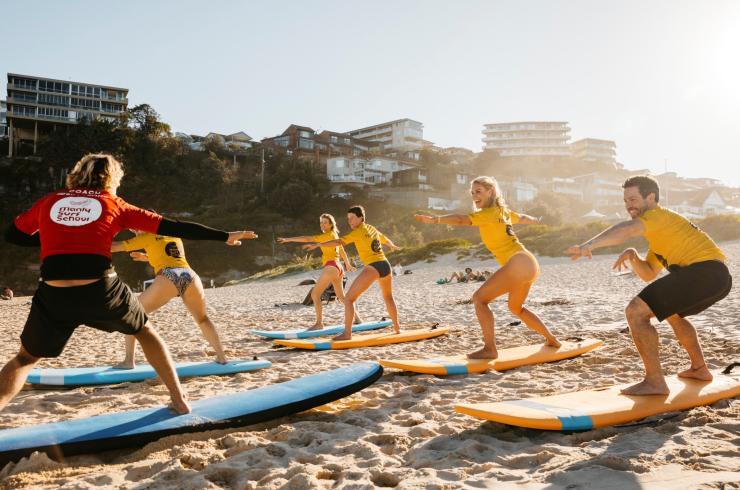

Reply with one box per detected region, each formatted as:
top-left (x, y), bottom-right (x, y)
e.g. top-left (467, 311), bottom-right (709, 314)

top-left (312, 230), bottom-right (340, 265)
top-left (468, 206), bottom-right (526, 266)
top-left (341, 223), bottom-right (388, 265)
top-left (639, 206), bottom-right (725, 270)
top-left (123, 233), bottom-right (190, 272)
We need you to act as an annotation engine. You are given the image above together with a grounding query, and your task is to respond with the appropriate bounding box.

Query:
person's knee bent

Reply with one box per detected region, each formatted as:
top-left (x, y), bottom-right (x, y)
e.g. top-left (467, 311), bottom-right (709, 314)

top-left (625, 297), bottom-right (651, 324)
top-left (508, 302), bottom-right (524, 317)
top-left (16, 347), bottom-right (40, 367)
top-left (472, 290), bottom-right (489, 306)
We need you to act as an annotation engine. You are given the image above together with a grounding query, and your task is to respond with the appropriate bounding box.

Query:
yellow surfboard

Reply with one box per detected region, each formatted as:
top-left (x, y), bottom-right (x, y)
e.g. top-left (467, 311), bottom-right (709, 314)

top-left (455, 368), bottom-right (740, 430)
top-left (380, 338), bottom-right (603, 375)
top-left (273, 327), bottom-right (449, 350)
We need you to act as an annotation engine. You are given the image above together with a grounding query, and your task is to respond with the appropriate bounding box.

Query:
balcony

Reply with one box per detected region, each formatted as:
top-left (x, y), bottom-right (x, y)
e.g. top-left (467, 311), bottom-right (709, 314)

top-left (10, 82), bottom-right (37, 91)
top-left (7, 95), bottom-right (38, 104)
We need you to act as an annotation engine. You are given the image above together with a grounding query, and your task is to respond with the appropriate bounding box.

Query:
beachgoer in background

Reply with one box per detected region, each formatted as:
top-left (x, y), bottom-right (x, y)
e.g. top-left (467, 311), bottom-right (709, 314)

top-left (415, 176), bottom-right (560, 359)
top-left (0, 287), bottom-right (12, 300)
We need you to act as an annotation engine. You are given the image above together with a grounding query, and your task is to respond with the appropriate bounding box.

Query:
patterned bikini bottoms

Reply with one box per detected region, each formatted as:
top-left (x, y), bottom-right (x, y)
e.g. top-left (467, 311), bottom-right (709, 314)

top-left (158, 267), bottom-right (196, 297)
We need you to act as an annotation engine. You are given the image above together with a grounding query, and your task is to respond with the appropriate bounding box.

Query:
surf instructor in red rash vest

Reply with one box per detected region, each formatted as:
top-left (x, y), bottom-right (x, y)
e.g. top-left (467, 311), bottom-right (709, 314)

top-left (0, 153), bottom-right (257, 414)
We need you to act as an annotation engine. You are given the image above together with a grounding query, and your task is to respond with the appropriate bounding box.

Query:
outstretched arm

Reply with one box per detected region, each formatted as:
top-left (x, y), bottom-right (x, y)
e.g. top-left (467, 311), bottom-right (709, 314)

top-left (379, 233), bottom-right (402, 251)
top-left (515, 213), bottom-right (541, 225)
top-left (277, 235), bottom-right (315, 244)
top-left (304, 238), bottom-right (345, 251)
top-left (566, 219), bottom-right (645, 260)
top-left (414, 214), bottom-right (472, 226)
top-left (155, 218), bottom-right (257, 246)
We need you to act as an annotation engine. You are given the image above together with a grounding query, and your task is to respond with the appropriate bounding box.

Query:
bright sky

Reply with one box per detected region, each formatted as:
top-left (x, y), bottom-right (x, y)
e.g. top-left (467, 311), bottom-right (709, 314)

top-left (4, 1), bottom-right (740, 186)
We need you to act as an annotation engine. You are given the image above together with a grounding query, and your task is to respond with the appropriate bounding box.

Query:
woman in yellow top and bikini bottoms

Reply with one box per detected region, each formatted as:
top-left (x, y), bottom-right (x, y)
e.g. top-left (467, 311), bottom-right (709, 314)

top-left (415, 176), bottom-right (561, 359)
top-left (305, 205), bottom-right (402, 341)
top-left (277, 213), bottom-right (362, 330)
top-left (111, 231), bottom-right (232, 368)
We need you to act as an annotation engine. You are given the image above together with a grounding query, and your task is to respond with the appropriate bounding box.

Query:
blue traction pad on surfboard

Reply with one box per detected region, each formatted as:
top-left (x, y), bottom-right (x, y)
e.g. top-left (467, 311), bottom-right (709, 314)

top-left (250, 320), bottom-right (392, 339)
top-left (502, 399), bottom-right (594, 430)
top-left (26, 359), bottom-right (273, 386)
top-left (1, 362), bottom-right (384, 464)
top-left (425, 359), bottom-right (471, 375)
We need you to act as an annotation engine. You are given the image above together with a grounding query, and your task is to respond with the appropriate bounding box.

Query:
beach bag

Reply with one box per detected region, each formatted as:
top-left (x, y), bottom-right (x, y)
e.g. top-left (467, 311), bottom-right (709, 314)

top-left (302, 277), bottom-right (348, 305)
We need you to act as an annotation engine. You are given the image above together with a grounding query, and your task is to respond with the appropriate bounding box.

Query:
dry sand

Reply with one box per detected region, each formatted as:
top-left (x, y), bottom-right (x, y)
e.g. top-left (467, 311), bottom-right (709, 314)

top-left (0, 242), bottom-right (738, 489)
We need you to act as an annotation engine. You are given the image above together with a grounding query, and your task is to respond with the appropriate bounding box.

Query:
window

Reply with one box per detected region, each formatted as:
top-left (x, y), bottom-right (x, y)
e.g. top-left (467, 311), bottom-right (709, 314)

top-left (330, 135), bottom-right (338, 143)
top-left (298, 138), bottom-right (314, 150)
top-left (299, 130), bottom-right (312, 138)
top-left (335, 159), bottom-right (345, 168)
top-left (343, 138), bottom-right (350, 144)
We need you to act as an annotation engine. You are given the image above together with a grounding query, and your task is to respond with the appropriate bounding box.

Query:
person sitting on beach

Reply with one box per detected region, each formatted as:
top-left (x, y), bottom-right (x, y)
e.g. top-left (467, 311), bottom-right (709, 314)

top-left (567, 175), bottom-right (732, 396)
top-left (0, 153), bottom-right (256, 414)
top-left (304, 205), bottom-right (402, 341)
top-left (393, 262), bottom-right (403, 277)
top-left (415, 176), bottom-right (560, 359)
top-left (277, 213), bottom-right (363, 330)
top-left (447, 267), bottom-right (475, 283)
top-left (0, 287), bottom-right (12, 300)
top-left (110, 229), bottom-right (230, 368)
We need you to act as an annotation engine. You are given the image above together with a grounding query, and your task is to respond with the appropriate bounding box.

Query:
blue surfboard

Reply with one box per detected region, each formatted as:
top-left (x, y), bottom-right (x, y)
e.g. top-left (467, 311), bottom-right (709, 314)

top-left (1, 362), bottom-right (383, 464)
top-left (250, 319), bottom-right (392, 339)
top-left (26, 359), bottom-right (272, 387)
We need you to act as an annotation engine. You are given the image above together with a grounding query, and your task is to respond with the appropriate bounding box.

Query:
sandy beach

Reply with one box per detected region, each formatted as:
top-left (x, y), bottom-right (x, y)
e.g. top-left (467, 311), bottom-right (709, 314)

top-left (0, 243), bottom-right (737, 489)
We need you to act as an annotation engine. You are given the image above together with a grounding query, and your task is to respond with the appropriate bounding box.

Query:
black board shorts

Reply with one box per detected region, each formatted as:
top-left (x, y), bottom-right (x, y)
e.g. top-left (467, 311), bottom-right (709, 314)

top-left (368, 260), bottom-right (392, 278)
top-left (638, 260), bottom-right (732, 322)
top-left (21, 276), bottom-right (148, 358)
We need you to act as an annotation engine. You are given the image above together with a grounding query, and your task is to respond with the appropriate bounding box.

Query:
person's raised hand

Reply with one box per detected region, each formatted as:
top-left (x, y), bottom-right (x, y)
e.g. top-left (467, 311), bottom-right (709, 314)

top-left (613, 248), bottom-right (637, 271)
top-left (227, 231), bottom-right (258, 246)
top-left (129, 251), bottom-right (149, 262)
top-left (565, 242), bottom-right (593, 261)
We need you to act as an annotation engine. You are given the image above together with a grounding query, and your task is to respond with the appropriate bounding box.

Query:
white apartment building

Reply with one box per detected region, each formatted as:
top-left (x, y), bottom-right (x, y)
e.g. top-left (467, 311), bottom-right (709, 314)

top-left (347, 119), bottom-right (423, 152)
top-left (0, 100), bottom-right (7, 138)
top-left (572, 173), bottom-right (623, 206)
top-left (482, 121), bottom-right (571, 157)
top-left (326, 156), bottom-right (417, 187)
top-left (498, 180), bottom-right (538, 203)
top-left (571, 138), bottom-right (617, 166)
top-left (544, 177), bottom-right (584, 200)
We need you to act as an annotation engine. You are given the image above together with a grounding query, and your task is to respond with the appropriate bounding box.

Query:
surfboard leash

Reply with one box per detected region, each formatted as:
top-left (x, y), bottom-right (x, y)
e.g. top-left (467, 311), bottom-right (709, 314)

top-left (721, 362), bottom-right (739, 374)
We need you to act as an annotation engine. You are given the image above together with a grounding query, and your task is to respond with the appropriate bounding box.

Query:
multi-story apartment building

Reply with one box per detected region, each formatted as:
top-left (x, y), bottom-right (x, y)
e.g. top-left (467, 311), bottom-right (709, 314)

top-left (6, 73), bottom-right (128, 156)
top-left (572, 173), bottom-right (624, 207)
top-left (326, 156), bottom-right (418, 192)
top-left (482, 121), bottom-right (571, 157)
top-left (346, 118), bottom-right (424, 153)
top-left (262, 125), bottom-right (380, 167)
top-left (0, 100), bottom-right (7, 138)
top-left (571, 138), bottom-right (617, 166)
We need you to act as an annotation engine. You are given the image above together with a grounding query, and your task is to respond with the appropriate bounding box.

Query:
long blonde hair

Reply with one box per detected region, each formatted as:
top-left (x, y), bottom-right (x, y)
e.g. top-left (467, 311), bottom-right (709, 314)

top-left (320, 213), bottom-right (338, 232)
top-left (471, 176), bottom-right (506, 210)
top-left (65, 153), bottom-right (124, 191)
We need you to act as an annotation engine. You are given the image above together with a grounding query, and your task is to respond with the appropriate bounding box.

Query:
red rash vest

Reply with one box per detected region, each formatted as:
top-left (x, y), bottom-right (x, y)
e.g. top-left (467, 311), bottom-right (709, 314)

top-left (14, 189), bottom-right (162, 279)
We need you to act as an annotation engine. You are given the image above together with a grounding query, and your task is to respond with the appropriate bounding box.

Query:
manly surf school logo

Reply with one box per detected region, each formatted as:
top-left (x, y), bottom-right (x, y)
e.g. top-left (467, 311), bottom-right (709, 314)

top-left (49, 197), bottom-right (103, 226)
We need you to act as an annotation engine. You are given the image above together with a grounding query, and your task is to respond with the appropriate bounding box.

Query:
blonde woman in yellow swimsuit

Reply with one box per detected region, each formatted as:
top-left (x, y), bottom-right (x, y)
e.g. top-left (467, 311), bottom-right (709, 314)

top-left (111, 231), bottom-right (233, 368)
top-left (415, 176), bottom-right (560, 359)
top-left (305, 205), bottom-right (402, 341)
top-left (277, 213), bottom-right (362, 330)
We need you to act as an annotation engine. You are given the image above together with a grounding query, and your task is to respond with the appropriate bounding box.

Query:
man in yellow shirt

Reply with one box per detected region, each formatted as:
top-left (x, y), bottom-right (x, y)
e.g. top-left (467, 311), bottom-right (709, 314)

top-left (567, 175), bottom-right (732, 395)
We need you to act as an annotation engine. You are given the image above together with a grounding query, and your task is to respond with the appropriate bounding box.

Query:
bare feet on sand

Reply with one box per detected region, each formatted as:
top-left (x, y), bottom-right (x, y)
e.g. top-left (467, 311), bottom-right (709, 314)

top-left (215, 353), bottom-right (228, 364)
top-left (620, 378), bottom-right (670, 396)
top-left (677, 364), bottom-right (713, 381)
top-left (467, 347), bottom-right (498, 360)
top-left (113, 361), bottom-right (135, 370)
top-left (332, 333), bottom-right (352, 341)
top-left (169, 397), bottom-right (192, 415)
top-left (546, 337), bottom-right (561, 348)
